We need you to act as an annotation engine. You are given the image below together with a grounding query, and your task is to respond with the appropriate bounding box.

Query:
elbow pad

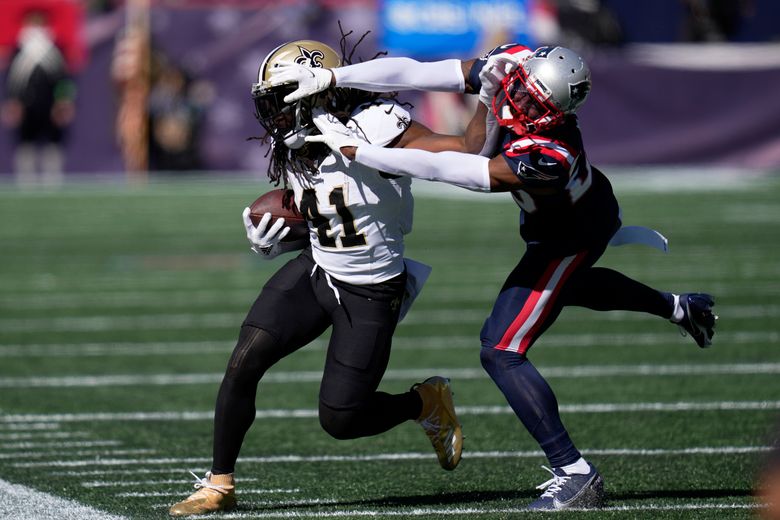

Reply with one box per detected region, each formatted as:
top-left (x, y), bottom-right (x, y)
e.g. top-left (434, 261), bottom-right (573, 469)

top-left (356, 144), bottom-right (491, 192)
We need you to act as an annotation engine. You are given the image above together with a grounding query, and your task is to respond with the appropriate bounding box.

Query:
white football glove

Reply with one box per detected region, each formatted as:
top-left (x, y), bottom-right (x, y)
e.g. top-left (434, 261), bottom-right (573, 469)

top-left (268, 60), bottom-right (334, 104)
top-left (478, 53), bottom-right (521, 107)
top-left (304, 108), bottom-right (362, 156)
top-left (242, 207), bottom-right (291, 260)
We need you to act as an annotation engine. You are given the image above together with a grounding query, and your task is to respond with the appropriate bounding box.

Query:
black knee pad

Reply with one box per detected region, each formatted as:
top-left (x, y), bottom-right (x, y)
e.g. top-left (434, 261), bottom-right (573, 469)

top-left (318, 401), bottom-right (362, 440)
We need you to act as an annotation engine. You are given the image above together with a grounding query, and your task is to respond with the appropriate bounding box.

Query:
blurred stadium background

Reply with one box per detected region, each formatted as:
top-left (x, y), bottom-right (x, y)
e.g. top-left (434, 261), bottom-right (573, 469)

top-left (1, 1), bottom-right (780, 519)
top-left (1, 0), bottom-right (779, 176)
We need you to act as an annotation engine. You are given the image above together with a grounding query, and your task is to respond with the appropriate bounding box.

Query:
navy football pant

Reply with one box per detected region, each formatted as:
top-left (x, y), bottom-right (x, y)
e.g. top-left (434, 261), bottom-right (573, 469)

top-left (211, 249), bottom-right (420, 474)
top-left (480, 242), bottom-right (673, 467)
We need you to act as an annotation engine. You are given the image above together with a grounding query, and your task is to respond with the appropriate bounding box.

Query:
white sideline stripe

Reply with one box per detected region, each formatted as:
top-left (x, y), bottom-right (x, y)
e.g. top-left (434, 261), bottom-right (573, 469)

top-left (12, 446), bottom-right (772, 468)
top-left (81, 477), bottom-right (261, 488)
top-left (0, 304), bottom-right (773, 332)
top-left (118, 488), bottom-right (298, 498)
top-left (212, 502), bottom-right (761, 518)
top-left (0, 477), bottom-right (125, 520)
top-left (0, 449), bottom-right (155, 460)
top-left (3, 362), bottom-right (780, 389)
top-left (0, 330), bottom-right (776, 358)
top-left (3, 400), bottom-right (779, 424)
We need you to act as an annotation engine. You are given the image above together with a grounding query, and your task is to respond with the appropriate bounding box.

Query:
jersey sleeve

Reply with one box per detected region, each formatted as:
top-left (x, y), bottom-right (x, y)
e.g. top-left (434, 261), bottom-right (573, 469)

top-left (501, 136), bottom-right (575, 189)
top-left (347, 100), bottom-right (411, 147)
top-left (465, 43), bottom-right (533, 94)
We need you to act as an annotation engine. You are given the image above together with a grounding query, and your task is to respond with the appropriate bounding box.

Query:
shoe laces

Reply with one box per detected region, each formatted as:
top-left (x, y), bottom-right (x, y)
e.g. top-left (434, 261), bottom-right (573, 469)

top-left (535, 466), bottom-right (570, 499)
top-left (189, 471), bottom-right (228, 495)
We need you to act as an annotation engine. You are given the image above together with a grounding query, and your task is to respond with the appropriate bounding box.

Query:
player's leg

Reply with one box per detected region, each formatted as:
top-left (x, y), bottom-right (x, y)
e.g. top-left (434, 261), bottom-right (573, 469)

top-left (479, 245), bottom-right (604, 509)
top-left (315, 270), bottom-right (417, 436)
top-left (315, 268), bottom-right (463, 470)
top-left (211, 253), bottom-right (329, 475)
top-left (170, 251), bottom-right (329, 517)
top-left (562, 267), bottom-right (717, 347)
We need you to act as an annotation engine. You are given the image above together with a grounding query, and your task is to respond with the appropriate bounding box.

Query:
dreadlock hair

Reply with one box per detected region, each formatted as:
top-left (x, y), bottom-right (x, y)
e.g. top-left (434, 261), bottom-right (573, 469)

top-left (257, 23), bottom-right (411, 187)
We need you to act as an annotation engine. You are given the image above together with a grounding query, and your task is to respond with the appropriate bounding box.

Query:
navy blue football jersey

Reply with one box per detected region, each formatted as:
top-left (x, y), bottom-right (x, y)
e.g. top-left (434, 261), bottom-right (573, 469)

top-left (500, 117), bottom-right (620, 252)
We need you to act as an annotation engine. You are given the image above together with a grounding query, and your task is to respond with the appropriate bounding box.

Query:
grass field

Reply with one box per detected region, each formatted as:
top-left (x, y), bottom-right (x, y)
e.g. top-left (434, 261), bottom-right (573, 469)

top-left (1, 172), bottom-right (779, 519)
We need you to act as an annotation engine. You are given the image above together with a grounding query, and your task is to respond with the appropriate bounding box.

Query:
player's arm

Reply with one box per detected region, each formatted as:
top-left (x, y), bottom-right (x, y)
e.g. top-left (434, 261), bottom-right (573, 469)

top-left (351, 135), bottom-right (524, 193)
top-left (305, 110), bottom-right (522, 192)
top-left (271, 57), bottom-right (468, 104)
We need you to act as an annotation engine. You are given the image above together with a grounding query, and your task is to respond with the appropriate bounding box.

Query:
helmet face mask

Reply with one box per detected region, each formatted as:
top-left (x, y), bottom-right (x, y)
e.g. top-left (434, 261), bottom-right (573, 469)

top-left (493, 68), bottom-right (561, 134)
top-left (251, 40), bottom-right (341, 149)
top-left (492, 46), bottom-right (591, 134)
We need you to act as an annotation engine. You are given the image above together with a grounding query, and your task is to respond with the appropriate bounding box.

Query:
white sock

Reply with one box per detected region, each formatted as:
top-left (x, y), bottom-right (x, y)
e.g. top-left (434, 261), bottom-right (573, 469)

top-left (559, 457), bottom-right (590, 475)
top-left (670, 294), bottom-right (684, 322)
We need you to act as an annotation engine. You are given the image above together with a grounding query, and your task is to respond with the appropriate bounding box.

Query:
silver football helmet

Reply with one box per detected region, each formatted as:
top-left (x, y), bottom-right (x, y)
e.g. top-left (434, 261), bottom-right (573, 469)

top-left (251, 40), bottom-right (341, 149)
top-left (493, 46), bottom-right (591, 133)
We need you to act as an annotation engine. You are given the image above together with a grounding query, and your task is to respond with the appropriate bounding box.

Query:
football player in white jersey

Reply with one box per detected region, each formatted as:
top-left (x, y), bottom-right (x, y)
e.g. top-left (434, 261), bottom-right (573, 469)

top-left (168, 40), bottom-right (466, 517)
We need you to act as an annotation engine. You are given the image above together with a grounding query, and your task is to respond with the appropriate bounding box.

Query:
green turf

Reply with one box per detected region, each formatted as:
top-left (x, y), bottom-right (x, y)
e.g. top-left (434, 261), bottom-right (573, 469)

top-left (1, 173), bottom-right (779, 519)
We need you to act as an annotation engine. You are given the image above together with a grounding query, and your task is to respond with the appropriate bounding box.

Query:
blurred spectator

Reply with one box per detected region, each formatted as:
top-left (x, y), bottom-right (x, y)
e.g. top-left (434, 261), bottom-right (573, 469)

top-left (1, 10), bottom-right (76, 185)
top-left (681, 0), bottom-right (755, 42)
top-left (530, 0), bottom-right (623, 49)
top-left (147, 51), bottom-right (213, 172)
top-left (111, 23), bottom-right (150, 174)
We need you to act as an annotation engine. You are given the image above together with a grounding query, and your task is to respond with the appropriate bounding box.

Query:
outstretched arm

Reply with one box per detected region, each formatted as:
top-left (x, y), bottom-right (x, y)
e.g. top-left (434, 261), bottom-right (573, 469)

top-left (270, 57), bottom-right (471, 104)
top-left (305, 109), bottom-right (522, 192)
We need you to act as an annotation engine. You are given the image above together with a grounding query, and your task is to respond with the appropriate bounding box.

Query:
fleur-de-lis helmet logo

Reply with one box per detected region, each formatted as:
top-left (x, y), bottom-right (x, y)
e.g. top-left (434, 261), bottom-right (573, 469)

top-left (294, 46), bottom-right (326, 68)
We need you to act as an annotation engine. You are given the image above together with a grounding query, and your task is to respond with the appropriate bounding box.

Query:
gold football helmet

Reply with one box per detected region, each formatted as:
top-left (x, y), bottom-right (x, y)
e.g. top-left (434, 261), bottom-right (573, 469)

top-left (252, 40), bottom-right (341, 149)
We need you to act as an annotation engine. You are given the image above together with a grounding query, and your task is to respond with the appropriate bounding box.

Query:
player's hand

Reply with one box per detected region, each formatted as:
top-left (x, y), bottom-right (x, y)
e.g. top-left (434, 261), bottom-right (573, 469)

top-left (242, 207), bottom-right (291, 259)
top-left (305, 108), bottom-right (362, 156)
top-left (269, 60), bottom-right (334, 103)
top-left (479, 53), bottom-right (521, 107)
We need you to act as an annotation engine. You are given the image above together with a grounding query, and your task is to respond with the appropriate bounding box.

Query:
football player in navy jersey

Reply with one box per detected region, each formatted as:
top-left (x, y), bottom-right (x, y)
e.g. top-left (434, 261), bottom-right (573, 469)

top-left (298, 44), bottom-right (717, 510)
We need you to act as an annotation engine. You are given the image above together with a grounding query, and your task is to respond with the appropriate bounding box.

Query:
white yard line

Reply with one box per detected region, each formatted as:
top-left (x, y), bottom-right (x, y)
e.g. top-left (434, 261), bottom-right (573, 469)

top-left (81, 477), bottom-right (260, 488)
top-left (2, 282), bottom-right (778, 309)
top-left (0, 478), bottom-right (125, 520)
top-left (0, 422), bottom-right (60, 431)
top-left (0, 305), bottom-right (775, 332)
top-left (0, 449), bottom-right (155, 460)
top-left (210, 502), bottom-right (762, 518)
top-left (0, 431), bottom-right (87, 440)
top-left (2, 400), bottom-right (779, 425)
top-left (118, 488), bottom-right (299, 498)
top-left (0, 330), bottom-right (776, 357)
top-left (12, 445), bottom-right (771, 468)
top-left (0, 439), bottom-right (120, 450)
top-left (2, 362), bottom-right (780, 389)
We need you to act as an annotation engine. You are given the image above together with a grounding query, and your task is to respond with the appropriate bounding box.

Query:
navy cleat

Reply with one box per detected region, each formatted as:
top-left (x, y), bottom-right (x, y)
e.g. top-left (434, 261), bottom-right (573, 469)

top-left (674, 293), bottom-right (717, 348)
top-left (527, 463), bottom-right (604, 510)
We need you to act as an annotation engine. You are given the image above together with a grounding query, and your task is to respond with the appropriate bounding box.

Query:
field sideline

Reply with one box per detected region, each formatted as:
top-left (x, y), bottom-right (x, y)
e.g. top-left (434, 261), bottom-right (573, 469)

top-left (1, 172), bottom-right (779, 519)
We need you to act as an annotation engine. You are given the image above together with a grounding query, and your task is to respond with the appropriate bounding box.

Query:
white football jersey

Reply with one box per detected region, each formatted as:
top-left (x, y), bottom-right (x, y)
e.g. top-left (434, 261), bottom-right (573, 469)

top-left (287, 100), bottom-right (413, 285)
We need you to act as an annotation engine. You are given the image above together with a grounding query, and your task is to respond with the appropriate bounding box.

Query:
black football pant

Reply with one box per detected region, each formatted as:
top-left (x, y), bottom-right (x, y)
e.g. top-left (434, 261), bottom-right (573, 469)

top-left (211, 249), bottom-right (420, 474)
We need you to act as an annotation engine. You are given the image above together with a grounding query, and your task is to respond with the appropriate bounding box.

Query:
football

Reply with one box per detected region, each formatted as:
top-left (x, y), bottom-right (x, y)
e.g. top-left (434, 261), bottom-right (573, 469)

top-left (248, 189), bottom-right (308, 242)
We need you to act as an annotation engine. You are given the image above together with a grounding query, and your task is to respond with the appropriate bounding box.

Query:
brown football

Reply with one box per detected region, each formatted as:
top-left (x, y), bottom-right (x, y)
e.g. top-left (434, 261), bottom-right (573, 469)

top-left (248, 189), bottom-right (308, 242)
